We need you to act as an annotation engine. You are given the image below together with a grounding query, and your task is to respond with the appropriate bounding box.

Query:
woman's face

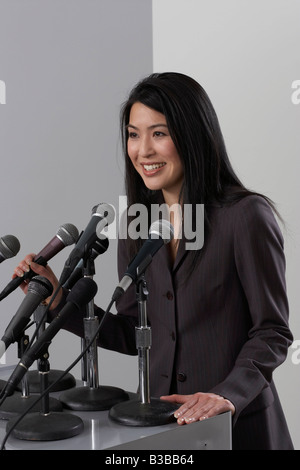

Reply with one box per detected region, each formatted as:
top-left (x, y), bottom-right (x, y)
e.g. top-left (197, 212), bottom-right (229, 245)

top-left (127, 102), bottom-right (184, 201)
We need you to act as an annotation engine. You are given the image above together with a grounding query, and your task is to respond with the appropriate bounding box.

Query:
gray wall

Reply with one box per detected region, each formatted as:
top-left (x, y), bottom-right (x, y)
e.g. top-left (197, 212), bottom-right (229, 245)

top-left (0, 0), bottom-right (153, 392)
top-left (153, 0), bottom-right (300, 449)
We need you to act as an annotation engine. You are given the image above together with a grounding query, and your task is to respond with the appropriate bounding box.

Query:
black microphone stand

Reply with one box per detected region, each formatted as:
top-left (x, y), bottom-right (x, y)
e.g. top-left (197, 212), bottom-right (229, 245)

top-left (109, 272), bottom-right (178, 426)
top-left (16, 304), bottom-right (76, 393)
top-left (0, 334), bottom-right (62, 420)
top-left (0, 380), bottom-right (6, 392)
top-left (59, 249), bottom-right (128, 411)
top-left (6, 343), bottom-right (84, 441)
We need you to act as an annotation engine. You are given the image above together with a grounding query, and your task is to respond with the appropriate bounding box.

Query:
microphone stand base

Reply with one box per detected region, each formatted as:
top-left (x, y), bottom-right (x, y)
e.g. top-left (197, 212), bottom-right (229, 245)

top-left (59, 385), bottom-right (129, 411)
top-left (6, 411), bottom-right (84, 441)
top-left (16, 369), bottom-right (76, 393)
top-left (109, 397), bottom-right (178, 427)
top-left (0, 393), bottom-right (63, 420)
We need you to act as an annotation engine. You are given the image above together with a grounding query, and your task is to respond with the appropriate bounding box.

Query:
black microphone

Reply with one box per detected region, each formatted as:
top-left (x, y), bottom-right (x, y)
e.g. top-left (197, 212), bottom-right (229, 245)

top-left (4, 277), bottom-right (98, 397)
top-left (59, 203), bottom-right (115, 286)
top-left (0, 235), bottom-right (20, 263)
top-left (0, 223), bottom-right (79, 301)
top-left (0, 276), bottom-right (53, 361)
top-left (63, 236), bottom-right (109, 289)
top-left (112, 219), bottom-right (174, 302)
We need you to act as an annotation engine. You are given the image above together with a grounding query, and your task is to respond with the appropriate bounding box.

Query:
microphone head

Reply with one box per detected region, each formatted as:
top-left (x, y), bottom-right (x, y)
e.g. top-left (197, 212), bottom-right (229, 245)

top-left (0, 235), bottom-right (21, 260)
top-left (91, 203), bottom-right (115, 225)
top-left (66, 277), bottom-right (98, 309)
top-left (149, 220), bottom-right (174, 244)
top-left (56, 223), bottom-right (79, 246)
top-left (27, 276), bottom-right (53, 299)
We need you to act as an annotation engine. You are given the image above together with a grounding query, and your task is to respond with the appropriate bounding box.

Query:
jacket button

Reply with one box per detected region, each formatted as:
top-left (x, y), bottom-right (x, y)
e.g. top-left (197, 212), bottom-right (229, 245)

top-left (166, 291), bottom-right (173, 300)
top-left (177, 372), bottom-right (187, 382)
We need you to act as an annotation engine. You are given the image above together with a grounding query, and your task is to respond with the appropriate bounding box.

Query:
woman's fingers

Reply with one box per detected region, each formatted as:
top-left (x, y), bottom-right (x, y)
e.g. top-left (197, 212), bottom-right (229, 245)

top-left (13, 253), bottom-right (35, 278)
top-left (161, 392), bottom-right (235, 425)
top-left (12, 254), bottom-right (62, 308)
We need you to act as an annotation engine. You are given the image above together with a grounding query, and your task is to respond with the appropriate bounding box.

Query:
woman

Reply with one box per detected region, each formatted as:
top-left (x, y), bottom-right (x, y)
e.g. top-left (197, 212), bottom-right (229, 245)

top-left (14, 72), bottom-right (294, 449)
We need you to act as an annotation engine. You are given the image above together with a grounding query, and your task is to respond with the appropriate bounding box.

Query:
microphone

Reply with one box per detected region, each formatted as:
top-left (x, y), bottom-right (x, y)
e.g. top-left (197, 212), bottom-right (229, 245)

top-left (4, 277), bottom-right (98, 397)
top-left (0, 235), bottom-right (20, 263)
top-left (59, 203), bottom-right (115, 286)
top-left (112, 219), bottom-right (174, 302)
top-left (0, 276), bottom-right (53, 361)
top-left (63, 236), bottom-right (109, 289)
top-left (0, 223), bottom-right (79, 301)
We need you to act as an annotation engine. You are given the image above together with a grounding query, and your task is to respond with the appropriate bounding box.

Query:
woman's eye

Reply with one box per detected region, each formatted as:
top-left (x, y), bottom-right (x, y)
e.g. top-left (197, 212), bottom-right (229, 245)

top-left (128, 132), bottom-right (138, 138)
top-left (154, 131), bottom-right (165, 137)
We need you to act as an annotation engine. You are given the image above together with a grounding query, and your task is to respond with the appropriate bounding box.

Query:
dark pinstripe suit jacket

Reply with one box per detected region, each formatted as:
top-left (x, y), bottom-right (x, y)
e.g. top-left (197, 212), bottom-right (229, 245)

top-left (59, 195), bottom-right (294, 449)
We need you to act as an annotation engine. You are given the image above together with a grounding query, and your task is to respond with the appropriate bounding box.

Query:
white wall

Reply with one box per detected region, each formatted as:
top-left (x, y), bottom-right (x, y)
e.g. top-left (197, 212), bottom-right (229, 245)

top-left (152, 0), bottom-right (300, 449)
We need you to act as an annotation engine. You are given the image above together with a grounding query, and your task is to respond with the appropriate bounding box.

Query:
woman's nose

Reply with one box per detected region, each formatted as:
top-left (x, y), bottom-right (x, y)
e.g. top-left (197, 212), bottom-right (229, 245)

top-left (138, 135), bottom-right (154, 158)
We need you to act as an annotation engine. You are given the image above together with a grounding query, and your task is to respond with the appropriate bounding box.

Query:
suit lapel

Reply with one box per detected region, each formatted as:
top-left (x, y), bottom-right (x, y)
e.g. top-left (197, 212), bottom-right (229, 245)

top-left (173, 238), bottom-right (188, 273)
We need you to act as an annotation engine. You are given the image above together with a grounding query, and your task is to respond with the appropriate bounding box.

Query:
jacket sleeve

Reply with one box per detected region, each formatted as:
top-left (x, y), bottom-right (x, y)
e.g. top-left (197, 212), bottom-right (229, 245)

top-left (209, 196), bottom-right (293, 423)
top-left (47, 237), bottom-right (138, 356)
top-left (95, 236), bottom-right (139, 355)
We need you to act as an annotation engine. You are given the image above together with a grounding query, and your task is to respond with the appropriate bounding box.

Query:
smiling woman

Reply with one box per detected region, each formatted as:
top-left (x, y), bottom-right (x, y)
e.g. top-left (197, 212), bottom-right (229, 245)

top-left (126, 102), bottom-right (184, 205)
top-left (115, 72), bottom-right (294, 450)
top-left (13, 72), bottom-right (294, 450)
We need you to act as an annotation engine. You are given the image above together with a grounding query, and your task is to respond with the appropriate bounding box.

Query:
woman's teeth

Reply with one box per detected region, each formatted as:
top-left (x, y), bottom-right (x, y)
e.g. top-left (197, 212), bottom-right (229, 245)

top-left (143, 163), bottom-right (166, 171)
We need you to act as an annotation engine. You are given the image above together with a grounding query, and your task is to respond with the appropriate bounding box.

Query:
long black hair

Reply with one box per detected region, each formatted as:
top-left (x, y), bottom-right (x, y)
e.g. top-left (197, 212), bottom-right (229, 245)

top-left (120, 72), bottom-right (278, 258)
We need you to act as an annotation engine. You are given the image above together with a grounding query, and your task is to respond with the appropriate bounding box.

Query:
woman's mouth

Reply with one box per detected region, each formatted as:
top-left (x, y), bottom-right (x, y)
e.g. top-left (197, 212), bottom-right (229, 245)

top-left (142, 162), bottom-right (166, 174)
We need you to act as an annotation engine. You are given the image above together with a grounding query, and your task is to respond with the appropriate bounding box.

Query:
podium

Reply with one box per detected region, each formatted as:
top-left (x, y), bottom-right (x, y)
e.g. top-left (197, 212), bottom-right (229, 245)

top-left (0, 367), bottom-right (231, 450)
top-left (108, 411), bottom-right (232, 450)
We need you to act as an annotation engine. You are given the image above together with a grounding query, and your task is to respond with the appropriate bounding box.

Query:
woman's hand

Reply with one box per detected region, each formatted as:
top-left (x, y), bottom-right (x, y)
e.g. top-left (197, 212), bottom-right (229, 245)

top-left (13, 253), bottom-right (62, 309)
top-left (160, 392), bottom-right (235, 425)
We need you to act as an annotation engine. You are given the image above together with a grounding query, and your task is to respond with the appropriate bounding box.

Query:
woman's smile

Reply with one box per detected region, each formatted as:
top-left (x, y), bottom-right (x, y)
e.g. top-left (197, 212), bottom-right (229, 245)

top-left (141, 161), bottom-right (167, 175)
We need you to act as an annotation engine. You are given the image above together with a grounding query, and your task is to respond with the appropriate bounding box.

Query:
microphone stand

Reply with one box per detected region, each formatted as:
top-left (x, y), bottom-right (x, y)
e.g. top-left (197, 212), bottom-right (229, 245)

top-left (6, 345), bottom-right (84, 441)
top-left (16, 304), bottom-right (76, 393)
top-left (59, 249), bottom-right (128, 410)
top-left (0, 380), bottom-right (6, 392)
top-left (0, 334), bottom-right (62, 420)
top-left (109, 273), bottom-right (178, 426)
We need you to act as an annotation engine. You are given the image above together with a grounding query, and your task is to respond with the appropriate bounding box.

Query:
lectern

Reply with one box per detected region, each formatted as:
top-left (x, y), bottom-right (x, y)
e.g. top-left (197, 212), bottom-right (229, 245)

top-left (108, 411), bottom-right (232, 450)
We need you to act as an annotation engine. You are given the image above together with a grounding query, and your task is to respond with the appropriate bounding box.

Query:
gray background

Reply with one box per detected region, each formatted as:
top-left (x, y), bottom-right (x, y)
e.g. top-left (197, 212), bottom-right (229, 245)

top-left (1, 0), bottom-right (299, 449)
top-left (0, 0), bottom-right (153, 394)
top-left (153, 0), bottom-right (300, 448)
